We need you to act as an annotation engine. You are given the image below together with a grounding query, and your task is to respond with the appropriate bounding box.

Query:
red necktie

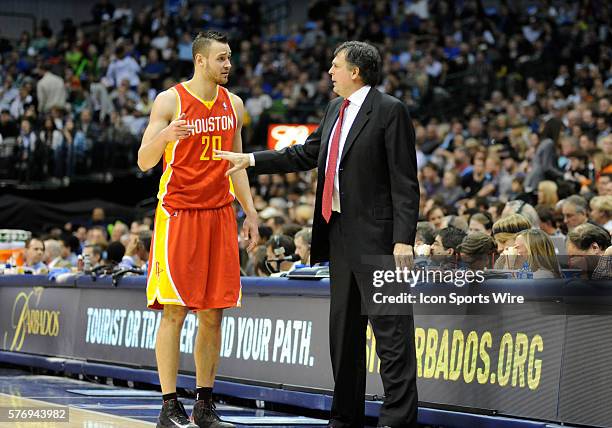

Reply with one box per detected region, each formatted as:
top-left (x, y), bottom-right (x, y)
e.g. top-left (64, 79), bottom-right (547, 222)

top-left (322, 99), bottom-right (350, 222)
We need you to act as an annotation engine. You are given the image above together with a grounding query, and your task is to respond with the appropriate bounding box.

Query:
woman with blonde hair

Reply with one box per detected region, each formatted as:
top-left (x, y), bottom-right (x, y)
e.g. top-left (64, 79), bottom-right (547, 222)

top-left (515, 229), bottom-right (562, 278)
top-left (537, 180), bottom-right (559, 207)
top-left (492, 213), bottom-right (532, 269)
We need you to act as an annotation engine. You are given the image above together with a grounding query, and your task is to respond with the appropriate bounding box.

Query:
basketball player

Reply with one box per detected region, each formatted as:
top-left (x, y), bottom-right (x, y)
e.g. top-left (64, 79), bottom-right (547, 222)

top-left (138, 31), bottom-right (259, 428)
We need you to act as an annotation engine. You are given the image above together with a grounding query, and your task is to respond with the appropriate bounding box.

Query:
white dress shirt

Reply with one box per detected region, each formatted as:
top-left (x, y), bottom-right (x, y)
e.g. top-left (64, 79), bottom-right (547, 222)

top-left (325, 85), bottom-right (371, 212)
top-left (249, 85), bottom-right (371, 214)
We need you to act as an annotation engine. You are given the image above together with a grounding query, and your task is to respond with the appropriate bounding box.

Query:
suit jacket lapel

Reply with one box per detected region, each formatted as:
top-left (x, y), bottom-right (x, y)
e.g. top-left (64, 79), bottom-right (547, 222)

top-left (339, 88), bottom-right (374, 164)
top-left (319, 99), bottom-right (342, 167)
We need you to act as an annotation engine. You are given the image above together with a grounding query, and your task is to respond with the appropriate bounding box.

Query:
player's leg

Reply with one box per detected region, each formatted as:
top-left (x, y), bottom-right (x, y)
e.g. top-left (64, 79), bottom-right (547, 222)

top-left (155, 304), bottom-right (197, 428)
top-left (192, 308), bottom-right (234, 428)
top-left (194, 308), bottom-right (223, 387)
top-left (157, 304), bottom-right (189, 393)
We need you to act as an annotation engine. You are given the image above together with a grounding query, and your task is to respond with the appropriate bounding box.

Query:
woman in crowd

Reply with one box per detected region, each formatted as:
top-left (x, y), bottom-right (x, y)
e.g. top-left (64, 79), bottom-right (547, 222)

top-left (492, 213), bottom-right (532, 270)
top-left (468, 212), bottom-right (493, 235)
top-left (537, 180), bottom-right (559, 207)
top-left (426, 205), bottom-right (446, 231)
top-left (515, 229), bottom-right (561, 278)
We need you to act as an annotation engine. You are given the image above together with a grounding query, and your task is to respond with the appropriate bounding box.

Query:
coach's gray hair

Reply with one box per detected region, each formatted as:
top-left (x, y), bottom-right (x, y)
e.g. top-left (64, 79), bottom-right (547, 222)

top-left (334, 41), bottom-right (382, 86)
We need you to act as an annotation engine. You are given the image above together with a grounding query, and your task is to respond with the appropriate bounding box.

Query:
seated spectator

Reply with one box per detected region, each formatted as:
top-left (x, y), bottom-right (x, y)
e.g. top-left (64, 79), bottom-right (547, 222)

top-left (265, 235), bottom-right (296, 275)
top-left (535, 205), bottom-right (565, 238)
top-left (492, 214), bottom-right (532, 270)
top-left (537, 181), bottom-right (559, 207)
top-left (60, 235), bottom-right (79, 266)
top-left (426, 205), bottom-right (445, 231)
top-left (437, 170), bottom-right (465, 206)
top-left (589, 196), bottom-right (612, 234)
top-left (87, 225), bottom-right (109, 249)
top-left (461, 155), bottom-right (490, 197)
top-left (23, 237), bottom-right (47, 274)
top-left (468, 212), bottom-right (493, 235)
top-left (415, 221), bottom-right (436, 247)
top-left (421, 162), bottom-right (441, 197)
top-left (566, 223), bottom-right (612, 279)
top-left (457, 232), bottom-right (496, 271)
top-left (252, 246), bottom-right (270, 277)
top-left (431, 226), bottom-right (467, 269)
top-left (119, 230), bottom-right (151, 273)
top-left (82, 244), bottom-right (103, 269)
top-left (44, 238), bottom-right (72, 269)
top-left (561, 195), bottom-right (589, 232)
top-left (441, 215), bottom-right (468, 233)
top-left (110, 221), bottom-right (129, 243)
top-left (515, 229), bottom-right (562, 278)
top-left (106, 241), bottom-right (125, 266)
top-left (595, 173), bottom-right (612, 196)
top-left (256, 225), bottom-right (273, 246)
top-left (502, 200), bottom-right (541, 229)
top-left (292, 228), bottom-right (311, 269)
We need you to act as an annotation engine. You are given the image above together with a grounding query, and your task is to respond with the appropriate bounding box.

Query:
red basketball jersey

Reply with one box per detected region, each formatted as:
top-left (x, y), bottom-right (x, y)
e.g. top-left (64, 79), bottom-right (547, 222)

top-left (157, 83), bottom-right (237, 210)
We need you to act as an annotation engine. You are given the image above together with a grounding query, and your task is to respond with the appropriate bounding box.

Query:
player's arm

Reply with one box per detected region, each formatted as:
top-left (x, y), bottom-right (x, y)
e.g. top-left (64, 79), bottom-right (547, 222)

top-left (228, 93), bottom-right (259, 251)
top-left (137, 90), bottom-right (193, 171)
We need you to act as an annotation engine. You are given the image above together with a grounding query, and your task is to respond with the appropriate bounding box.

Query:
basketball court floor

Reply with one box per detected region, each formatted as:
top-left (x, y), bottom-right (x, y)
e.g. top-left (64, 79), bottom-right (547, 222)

top-left (0, 367), bottom-right (329, 428)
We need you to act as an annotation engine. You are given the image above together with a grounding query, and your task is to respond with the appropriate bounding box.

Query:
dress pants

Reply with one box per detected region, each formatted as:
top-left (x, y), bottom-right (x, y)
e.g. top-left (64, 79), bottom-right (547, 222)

top-left (328, 213), bottom-right (418, 428)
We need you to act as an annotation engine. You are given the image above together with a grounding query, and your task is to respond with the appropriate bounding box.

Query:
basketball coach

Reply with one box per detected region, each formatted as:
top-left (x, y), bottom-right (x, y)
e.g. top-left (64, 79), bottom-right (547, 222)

top-left (217, 41), bottom-right (420, 428)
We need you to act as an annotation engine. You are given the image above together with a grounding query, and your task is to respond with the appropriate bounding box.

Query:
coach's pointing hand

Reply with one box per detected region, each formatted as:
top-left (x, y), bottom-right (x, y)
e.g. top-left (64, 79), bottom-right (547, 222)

top-left (214, 150), bottom-right (250, 176)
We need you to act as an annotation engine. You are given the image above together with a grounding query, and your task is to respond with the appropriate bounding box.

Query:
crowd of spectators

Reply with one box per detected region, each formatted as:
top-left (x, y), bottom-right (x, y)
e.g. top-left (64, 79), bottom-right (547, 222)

top-left (1, 0), bottom-right (612, 279)
top-left (9, 207), bottom-right (154, 275)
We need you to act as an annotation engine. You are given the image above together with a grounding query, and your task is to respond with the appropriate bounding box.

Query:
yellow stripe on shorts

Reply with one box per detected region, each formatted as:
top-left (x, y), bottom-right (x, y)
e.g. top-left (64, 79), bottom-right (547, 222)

top-left (146, 203), bottom-right (184, 307)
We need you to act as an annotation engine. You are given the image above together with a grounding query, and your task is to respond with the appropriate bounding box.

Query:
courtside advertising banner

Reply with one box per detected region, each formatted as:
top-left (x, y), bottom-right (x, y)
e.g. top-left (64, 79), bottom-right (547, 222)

top-left (1, 279), bottom-right (611, 427)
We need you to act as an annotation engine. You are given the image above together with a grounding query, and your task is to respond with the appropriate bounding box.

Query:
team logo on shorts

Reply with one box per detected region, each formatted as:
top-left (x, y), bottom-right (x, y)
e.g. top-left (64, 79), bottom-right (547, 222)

top-left (155, 262), bottom-right (164, 278)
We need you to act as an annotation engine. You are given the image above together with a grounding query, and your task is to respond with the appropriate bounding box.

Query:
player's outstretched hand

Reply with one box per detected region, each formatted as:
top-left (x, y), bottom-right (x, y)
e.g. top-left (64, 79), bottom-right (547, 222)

top-left (242, 212), bottom-right (260, 252)
top-left (164, 113), bottom-right (194, 140)
top-left (214, 150), bottom-right (250, 176)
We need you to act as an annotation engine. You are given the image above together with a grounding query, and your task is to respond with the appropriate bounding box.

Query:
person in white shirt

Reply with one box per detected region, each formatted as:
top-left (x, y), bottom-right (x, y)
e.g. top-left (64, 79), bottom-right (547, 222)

top-left (105, 46), bottom-right (140, 88)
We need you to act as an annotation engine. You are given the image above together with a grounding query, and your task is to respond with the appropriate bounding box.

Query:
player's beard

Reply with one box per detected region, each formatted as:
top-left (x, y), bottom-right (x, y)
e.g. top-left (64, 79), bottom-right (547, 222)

top-left (218, 69), bottom-right (230, 84)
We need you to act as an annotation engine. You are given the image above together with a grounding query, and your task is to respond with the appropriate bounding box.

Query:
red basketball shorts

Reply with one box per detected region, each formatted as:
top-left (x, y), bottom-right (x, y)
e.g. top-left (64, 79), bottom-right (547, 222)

top-left (146, 203), bottom-right (242, 311)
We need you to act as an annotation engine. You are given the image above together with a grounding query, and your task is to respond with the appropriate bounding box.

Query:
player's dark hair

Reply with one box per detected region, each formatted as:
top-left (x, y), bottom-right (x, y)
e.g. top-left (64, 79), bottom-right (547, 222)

top-left (192, 31), bottom-right (228, 60)
top-left (334, 41), bottom-right (382, 86)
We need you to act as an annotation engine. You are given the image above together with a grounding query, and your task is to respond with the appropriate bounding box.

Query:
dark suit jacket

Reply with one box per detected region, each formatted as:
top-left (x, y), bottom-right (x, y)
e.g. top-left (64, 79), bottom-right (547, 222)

top-left (252, 87), bottom-right (419, 265)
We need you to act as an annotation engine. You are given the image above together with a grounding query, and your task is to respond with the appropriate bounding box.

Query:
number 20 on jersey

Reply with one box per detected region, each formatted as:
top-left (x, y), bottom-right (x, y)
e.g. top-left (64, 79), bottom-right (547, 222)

top-left (201, 135), bottom-right (221, 160)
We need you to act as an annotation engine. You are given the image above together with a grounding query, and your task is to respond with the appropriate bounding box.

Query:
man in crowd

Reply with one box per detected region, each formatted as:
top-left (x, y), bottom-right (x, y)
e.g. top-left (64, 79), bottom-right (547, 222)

top-left (23, 237), bottom-right (47, 274)
top-left (562, 195), bottom-right (589, 232)
top-left (566, 223), bottom-right (612, 279)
